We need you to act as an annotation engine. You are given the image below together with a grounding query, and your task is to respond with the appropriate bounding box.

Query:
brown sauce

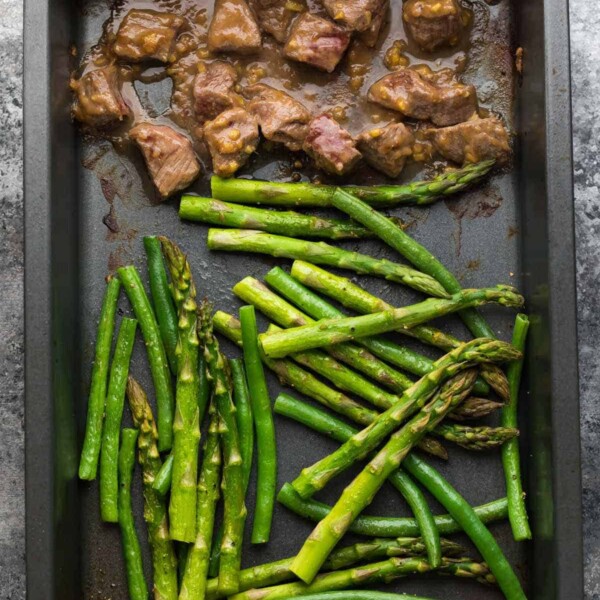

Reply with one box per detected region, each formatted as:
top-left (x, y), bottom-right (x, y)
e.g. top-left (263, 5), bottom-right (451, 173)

top-left (75, 0), bottom-right (488, 185)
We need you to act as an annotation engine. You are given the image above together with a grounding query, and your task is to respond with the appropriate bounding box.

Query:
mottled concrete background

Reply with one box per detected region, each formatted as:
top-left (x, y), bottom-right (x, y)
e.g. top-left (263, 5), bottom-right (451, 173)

top-left (0, 0), bottom-right (598, 597)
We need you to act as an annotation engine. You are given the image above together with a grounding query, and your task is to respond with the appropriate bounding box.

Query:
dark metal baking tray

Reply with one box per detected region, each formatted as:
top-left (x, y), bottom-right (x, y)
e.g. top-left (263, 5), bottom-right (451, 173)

top-left (24, 0), bottom-right (582, 597)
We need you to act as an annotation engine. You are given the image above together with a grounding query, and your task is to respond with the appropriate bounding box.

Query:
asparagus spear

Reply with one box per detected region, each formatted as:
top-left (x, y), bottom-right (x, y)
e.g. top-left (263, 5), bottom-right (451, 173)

top-left (227, 557), bottom-right (492, 600)
top-left (260, 287), bottom-right (524, 359)
top-left (240, 306), bottom-right (277, 545)
top-left (126, 377), bottom-right (178, 600)
top-left (502, 313), bottom-right (532, 540)
top-left (79, 276), bottom-right (121, 481)
top-left (180, 196), bottom-right (377, 240)
top-left (210, 161), bottom-right (494, 207)
top-left (214, 311), bottom-right (383, 426)
top-left (331, 188), bottom-right (495, 339)
top-left (290, 260), bottom-right (464, 352)
top-left (160, 237), bottom-right (201, 543)
top-left (200, 304), bottom-right (247, 595)
top-left (181, 404), bottom-right (221, 600)
top-left (418, 436), bottom-right (449, 460)
top-left (144, 236), bottom-right (179, 375)
top-left (264, 265), bottom-right (488, 396)
top-left (118, 265), bottom-right (174, 451)
top-left (449, 396), bottom-right (503, 421)
top-left (118, 428), bottom-right (148, 600)
top-left (99, 317), bottom-right (138, 523)
top-left (207, 229), bottom-right (448, 298)
top-left (210, 359), bottom-right (255, 576)
top-left (285, 593), bottom-right (435, 600)
top-left (291, 370), bottom-right (477, 583)
top-left (278, 482), bottom-right (509, 538)
top-left (291, 339), bottom-right (521, 499)
top-left (434, 423), bottom-right (519, 451)
top-left (235, 276), bottom-right (413, 393)
top-left (404, 453), bottom-right (526, 599)
top-left (205, 537), bottom-right (463, 599)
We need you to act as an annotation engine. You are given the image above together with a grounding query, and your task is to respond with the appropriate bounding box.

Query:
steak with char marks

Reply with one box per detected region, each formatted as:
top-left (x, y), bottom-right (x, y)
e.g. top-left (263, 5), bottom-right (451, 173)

top-left (284, 13), bottom-right (351, 73)
top-left (303, 114), bottom-right (362, 176)
top-left (113, 9), bottom-right (184, 63)
top-left (245, 84), bottom-right (310, 151)
top-left (430, 117), bottom-right (511, 165)
top-left (323, 0), bottom-right (387, 32)
top-left (71, 66), bottom-right (130, 128)
top-left (208, 0), bottom-right (262, 54)
top-left (368, 68), bottom-right (478, 126)
top-left (193, 61), bottom-right (243, 123)
top-left (356, 123), bottom-right (414, 178)
top-left (130, 123), bottom-right (201, 198)
top-left (403, 0), bottom-right (465, 52)
top-left (204, 108), bottom-right (260, 177)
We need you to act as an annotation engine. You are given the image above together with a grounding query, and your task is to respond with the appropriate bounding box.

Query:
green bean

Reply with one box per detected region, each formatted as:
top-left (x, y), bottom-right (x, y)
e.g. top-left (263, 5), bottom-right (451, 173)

top-left (294, 593), bottom-right (435, 600)
top-left (144, 236), bottom-right (179, 375)
top-left (274, 394), bottom-right (441, 567)
top-left (331, 188), bottom-right (496, 339)
top-left (502, 313), bottom-right (531, 540)
top-left (403, 453), bottom-right (526, 599)
top-left (118, 265), bottom-right (174, 451)
top-left (118, 428), bottom-right (148, 600)
top-left (79, 276), bottom-right (121, 481)
top-left (99, 317), bottom-right (138, 523)
top-left (152, 453), bottom-right (173, 496)
top-left (278, 483), bottom-right (509, 538)
top-left (240, 306), bottom-right (277, 544)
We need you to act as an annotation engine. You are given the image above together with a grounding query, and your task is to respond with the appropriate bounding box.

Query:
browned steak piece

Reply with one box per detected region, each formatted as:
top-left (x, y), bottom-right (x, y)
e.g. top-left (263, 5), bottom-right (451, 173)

top-left (249, 0), bottom-right (297, 43)
top-left (358, 0), bottom-right (389, 47)
top-left (303, 114), bottom-right (362, 176)
top-left (71, 67), bottom-right (130, 128)
top-left (245, 84), bottom-right (310, 151)
top-left (356, 123), bottom-right (414, 178)
top-left (129, 123), bottom-right (201, 198)
top-left (208, 0), bottom-right (262, 54)
top-left (430, 117), bottom-right (511, 165)
top-left (368, 68), bottom-right (478, 126)
top-left (323, 0), bottom-right (386, 32)
top-left (403, 0), bottom-right (464, 52)
top-left (113, 9), bottom-right (184, 63)
top-left (284, 13), bottom-right (351, 73)
top-left (204, 108), bottom-right (260, 177)
top-left (193, 61), bottom-right (243, 123)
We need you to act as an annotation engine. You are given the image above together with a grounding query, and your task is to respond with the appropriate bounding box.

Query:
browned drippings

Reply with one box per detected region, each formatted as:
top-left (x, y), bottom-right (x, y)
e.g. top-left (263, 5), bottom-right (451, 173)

top-left (74, 0), bottom-right (482, 183)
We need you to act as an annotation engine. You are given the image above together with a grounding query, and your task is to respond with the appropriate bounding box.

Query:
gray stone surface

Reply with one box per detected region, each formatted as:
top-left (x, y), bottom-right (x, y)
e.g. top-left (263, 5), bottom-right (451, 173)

top-left (0, 0), bottom-right (598, 598)
top-left (0, 0), bottom-right (24, 598)
top-left (571, 0), bottom-right (600, 598)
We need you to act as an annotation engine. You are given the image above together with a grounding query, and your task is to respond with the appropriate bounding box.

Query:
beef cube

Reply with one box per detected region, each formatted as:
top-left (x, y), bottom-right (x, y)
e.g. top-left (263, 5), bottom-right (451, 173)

top-left (358, 0), bottom-right (389, 47)
top-left (129, 123), bottom-right (201, 198)
top-left (71, 67), bottom-right (130, 128)
top-left (368, 68), bottom-right (478, 126)
top-left (208, 0), bottom-right (262, 54)
top-left (193, 61), bottom-right (243, 123)
top-left (303, 114), bottom-right (362, 176)
top-left (356, 123), bottom-right (414, 177)
top-left (403, 0), bottom-right (464, 52)
top-left (430, 117), bottom-right (511, 165)
top-left (113, 9), bottom-right (184, 63)
top-left (204, 108), bottom-right (259, 177)
top-left (284, 13), bottom-right (351, 73)
top-left (245, 84), bottom-right (310, 151)
top-left (249, 0), bottom-right (297, 43)
top-left (323, 0), bottom-right (386, 32)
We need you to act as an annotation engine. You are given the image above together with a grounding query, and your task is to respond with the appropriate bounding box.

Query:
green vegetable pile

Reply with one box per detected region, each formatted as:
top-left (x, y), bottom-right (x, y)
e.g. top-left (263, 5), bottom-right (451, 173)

top-left (79, 170), bottom-right (532, 599)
